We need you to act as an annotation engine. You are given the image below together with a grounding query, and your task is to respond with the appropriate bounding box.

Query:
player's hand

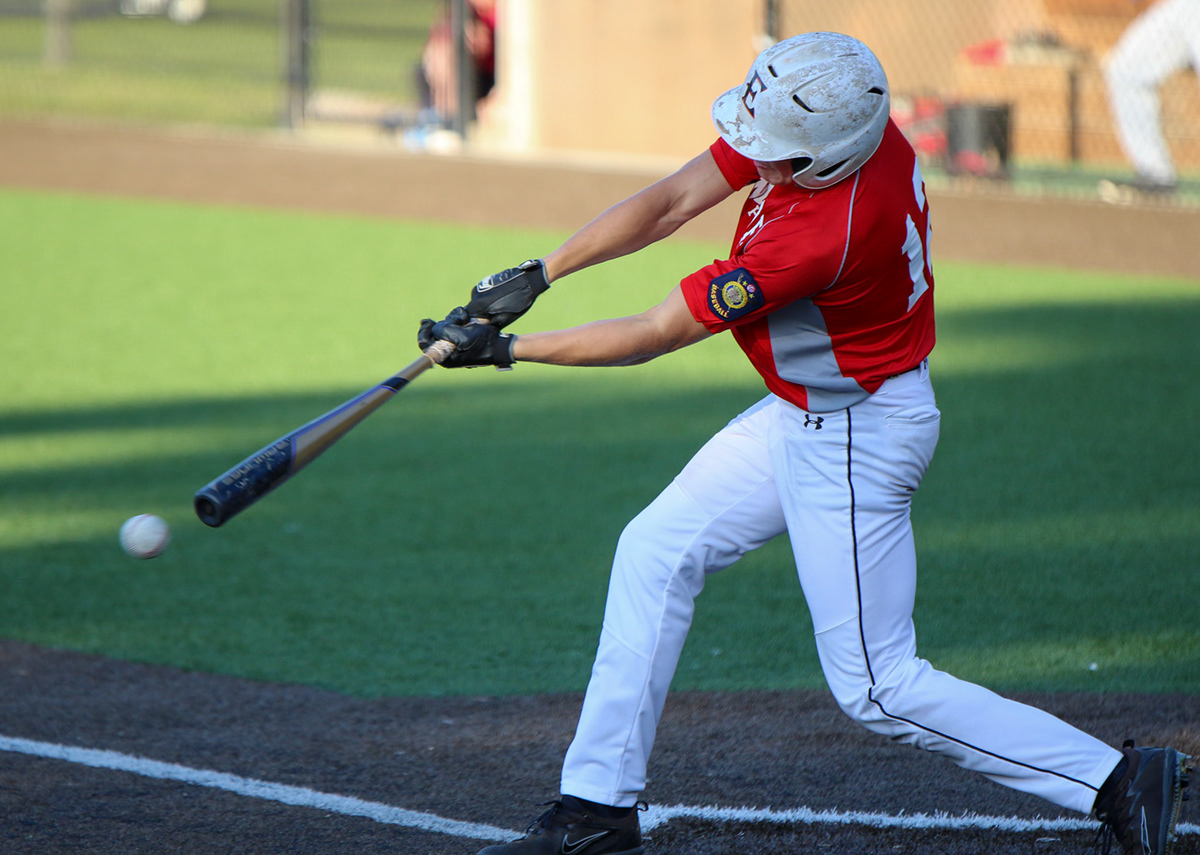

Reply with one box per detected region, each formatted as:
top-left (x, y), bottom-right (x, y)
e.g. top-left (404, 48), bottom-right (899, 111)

top-left (465, 259), bottom-right (550, 329)
top-left (418, 306), bottom-right (516, 368)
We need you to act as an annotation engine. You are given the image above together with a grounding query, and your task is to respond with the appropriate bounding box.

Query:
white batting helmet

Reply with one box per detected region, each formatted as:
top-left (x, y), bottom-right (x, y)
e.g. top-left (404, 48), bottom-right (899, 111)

top-left (711, 32), bottom-right (891, 189)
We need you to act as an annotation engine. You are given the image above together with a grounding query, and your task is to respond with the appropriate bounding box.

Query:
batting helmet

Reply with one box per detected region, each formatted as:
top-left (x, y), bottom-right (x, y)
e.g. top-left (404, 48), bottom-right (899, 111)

top-left (711, 32), bottom-right (891, 189)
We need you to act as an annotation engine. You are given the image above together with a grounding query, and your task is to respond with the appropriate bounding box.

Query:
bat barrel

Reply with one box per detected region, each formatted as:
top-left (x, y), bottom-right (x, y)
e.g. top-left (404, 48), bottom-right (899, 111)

top-left (194, 437), bottom-right (296, 527)
top-left (192, 351), bottom-right (441, 528)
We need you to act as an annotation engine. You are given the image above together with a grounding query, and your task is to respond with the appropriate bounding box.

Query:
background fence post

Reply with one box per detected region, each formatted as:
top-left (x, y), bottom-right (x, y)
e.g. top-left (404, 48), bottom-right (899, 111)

top-left (43, 0), bottom-right (71, 67)
top-left (450, 0), bottom-right (476, 140)
top-left (282, 0), bottom-right (312, 129)
top-left (764, 0), bottom-right (779, 43)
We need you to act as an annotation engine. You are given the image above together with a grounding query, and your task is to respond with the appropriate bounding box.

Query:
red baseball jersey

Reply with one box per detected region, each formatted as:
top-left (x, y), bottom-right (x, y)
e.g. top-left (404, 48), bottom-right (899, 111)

top-left (680, 119), bottom-right (936, 413)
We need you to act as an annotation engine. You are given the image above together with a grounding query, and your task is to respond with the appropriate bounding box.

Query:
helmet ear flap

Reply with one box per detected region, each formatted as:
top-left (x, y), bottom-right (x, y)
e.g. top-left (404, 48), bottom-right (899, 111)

top-left (791, 156), bottom-right (814, 175)
top-left (815, 157), bottom-right (851, 179)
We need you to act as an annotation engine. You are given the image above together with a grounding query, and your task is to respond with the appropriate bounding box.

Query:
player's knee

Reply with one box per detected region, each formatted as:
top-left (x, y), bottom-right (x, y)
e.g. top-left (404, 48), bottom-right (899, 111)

top-left (610, 508), bottom-right (709, 602)
top-left (613, 488), bottom-right (706, 571)
top-left (820, 661), bottom-right (884, 726)
top-left (613, 512), bottom-right (669, 583)
top-left (824, 655), bottom-right (929, 730)
top-left (1103, 52), bottom-right (1157, 89)
top-left (829, 687), bottom-right (879, 726)
top-left (614, 506), bottom-right (659, 553)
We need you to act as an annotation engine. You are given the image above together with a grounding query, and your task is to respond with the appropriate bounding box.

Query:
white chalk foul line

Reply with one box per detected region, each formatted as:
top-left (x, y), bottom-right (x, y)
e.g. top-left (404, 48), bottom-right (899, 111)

top-left (0, 734), bottom-right (519, 843)
top-left (642, 803), bottom-right (1199, 837)
top-left (2, 734), bottom-right (1196, 841)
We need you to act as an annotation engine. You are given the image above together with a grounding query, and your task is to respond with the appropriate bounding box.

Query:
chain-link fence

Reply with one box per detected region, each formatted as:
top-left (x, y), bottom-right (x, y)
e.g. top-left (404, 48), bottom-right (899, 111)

top-left (768, 0), bottom-right (1199, 201)
top-left (1, 0), bottom-right (1196, 203)
top-left (0, 0), bottom-right (439, 128)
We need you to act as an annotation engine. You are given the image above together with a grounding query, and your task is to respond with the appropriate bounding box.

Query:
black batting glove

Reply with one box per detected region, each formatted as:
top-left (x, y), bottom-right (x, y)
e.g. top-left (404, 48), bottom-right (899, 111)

top-left (418, 306), bottom-right (517, 368)
top-left (465, 258), bottom-right (550, 329)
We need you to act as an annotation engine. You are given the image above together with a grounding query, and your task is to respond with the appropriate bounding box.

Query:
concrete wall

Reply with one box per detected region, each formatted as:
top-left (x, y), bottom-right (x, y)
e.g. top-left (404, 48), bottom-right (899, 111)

top-left (486, 0), bottom-right (762, 161)
top-left (479, 0), bottom-right (1046, 161)
top-left (777, 0), bottom-right (1044, 92)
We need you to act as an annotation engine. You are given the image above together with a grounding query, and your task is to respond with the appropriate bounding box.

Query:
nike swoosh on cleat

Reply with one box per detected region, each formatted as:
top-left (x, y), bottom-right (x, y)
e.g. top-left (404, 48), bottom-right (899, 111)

top-left (560, 830), bottom-right (612, 854)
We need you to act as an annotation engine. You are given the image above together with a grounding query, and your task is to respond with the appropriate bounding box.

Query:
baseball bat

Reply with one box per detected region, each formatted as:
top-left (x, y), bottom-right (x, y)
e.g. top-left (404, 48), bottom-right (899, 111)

top-left (193, 341), bottom-right (453, 528)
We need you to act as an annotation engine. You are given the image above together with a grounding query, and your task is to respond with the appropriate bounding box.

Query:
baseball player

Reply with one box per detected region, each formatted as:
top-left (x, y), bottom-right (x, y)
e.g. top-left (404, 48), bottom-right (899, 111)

top-left (420, 32), bottom-right (1191, 855)
top-left (1102, 0), bottom-right (1200, 198)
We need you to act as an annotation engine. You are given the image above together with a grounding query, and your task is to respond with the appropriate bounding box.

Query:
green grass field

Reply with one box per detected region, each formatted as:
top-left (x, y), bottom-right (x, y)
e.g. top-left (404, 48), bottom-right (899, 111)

top-left (1, 187), bottom-right (1197, 699)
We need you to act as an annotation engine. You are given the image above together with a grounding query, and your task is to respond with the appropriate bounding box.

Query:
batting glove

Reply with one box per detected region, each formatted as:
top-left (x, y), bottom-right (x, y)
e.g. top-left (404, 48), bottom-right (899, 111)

top-left (465, 258), bottom-right (549, 329)
top-left (418, 306), bottom-right (516, 368)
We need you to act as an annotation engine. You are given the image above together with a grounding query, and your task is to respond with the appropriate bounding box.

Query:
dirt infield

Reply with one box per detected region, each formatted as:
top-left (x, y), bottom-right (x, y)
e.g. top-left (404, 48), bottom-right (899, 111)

top-left (2, 119), bottom-right (1200, 279)
top-left (0, 120), bottom-right (1197, 854)
top-left (2, 641), bottom-right (1197, 855)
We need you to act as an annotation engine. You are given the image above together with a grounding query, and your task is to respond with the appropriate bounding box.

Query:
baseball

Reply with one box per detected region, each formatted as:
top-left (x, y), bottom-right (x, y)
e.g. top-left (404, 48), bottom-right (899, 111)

top-left (119, 514), bottom-right (171, 559)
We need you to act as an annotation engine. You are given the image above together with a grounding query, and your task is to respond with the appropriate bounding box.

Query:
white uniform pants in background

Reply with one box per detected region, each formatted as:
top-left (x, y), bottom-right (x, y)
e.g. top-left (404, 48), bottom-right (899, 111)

top-left (560, 365), bottom-right (1121, 815)
top-left (1104, 0), bottom-right (1200, 185)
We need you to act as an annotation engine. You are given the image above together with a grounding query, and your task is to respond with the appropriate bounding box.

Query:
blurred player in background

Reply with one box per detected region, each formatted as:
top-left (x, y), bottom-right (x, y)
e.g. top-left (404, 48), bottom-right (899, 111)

top-left (1101, 0), bottom-right (1200, 200)
top-left (408, 0), bottom-right (497, 147)
top-left (119, 0), bottom-right (205, 24)
top-left (422, 32), bottom-right (1191, 855)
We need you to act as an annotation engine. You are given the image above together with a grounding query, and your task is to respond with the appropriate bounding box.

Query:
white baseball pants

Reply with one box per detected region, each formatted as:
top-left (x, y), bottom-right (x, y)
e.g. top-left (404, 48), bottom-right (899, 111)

top-left (560, 364), bottom-right (1121, 814)
top-left (1104, 0), bottom-right (1200, 184)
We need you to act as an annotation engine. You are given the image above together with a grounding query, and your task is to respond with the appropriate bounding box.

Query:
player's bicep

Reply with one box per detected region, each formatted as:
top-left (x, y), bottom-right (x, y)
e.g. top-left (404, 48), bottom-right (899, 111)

top-left (654, 150), bottom-right (740, 226)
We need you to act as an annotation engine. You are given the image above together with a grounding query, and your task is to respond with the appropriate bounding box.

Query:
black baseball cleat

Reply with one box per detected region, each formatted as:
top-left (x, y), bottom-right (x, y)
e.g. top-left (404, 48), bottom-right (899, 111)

top-left (478, 797), bottom-right (646, 855)
top-left (1090, 740), bottom-right (1192, 855)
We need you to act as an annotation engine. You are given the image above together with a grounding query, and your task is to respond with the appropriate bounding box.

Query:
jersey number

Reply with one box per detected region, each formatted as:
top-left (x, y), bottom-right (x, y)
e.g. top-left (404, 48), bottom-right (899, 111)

top-left (903, 161), bottom-right (932, 312)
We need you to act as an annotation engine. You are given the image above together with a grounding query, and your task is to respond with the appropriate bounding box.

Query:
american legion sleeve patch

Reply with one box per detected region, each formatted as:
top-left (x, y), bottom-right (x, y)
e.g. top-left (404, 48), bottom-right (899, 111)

top-left (707, 268), bottom-right (764, 322)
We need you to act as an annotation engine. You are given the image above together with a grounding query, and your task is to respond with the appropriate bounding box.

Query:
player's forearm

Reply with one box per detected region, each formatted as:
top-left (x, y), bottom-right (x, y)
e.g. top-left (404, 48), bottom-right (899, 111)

top-left (512, 318), bottom-right (673, 367)
top-left (512, 288), bottom-right (710, 367)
